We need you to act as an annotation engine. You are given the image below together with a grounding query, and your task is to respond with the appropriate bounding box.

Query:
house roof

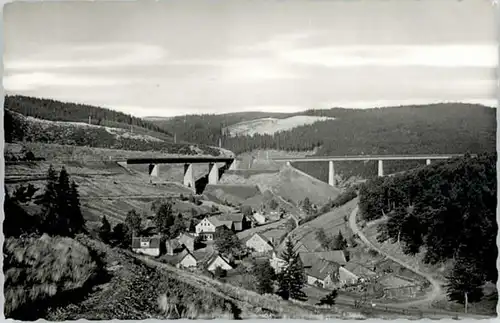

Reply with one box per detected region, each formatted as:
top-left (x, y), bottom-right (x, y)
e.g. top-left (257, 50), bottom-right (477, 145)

top-left (166, 239), bottom-right (181, 250)
top-left (299, 251), bottom-right (348, 266)
top-left (132, 236), bottom-right (161, 249)
top-left (344, 262), bottom-right (376, 277)
top-left (192, 248), bottom-right (216, 264)
top-left (206, 253), bottom-right (232, 269)
top-left (163, 248), bottom-right (195, 266)
top-left (179, 232), bottom-right (195, 242)
top-left (218, 213), bottom-right (244, 222)
top-left (305, 258), bottom-right (339, 281)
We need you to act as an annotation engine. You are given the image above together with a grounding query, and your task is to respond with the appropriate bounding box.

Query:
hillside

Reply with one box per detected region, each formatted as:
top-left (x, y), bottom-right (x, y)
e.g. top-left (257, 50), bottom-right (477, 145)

top-left (5, 95), bottom-right (172, 138)
top-left (358, 153), bottom-right (497, 306)
top-left (218, 164), bottom-right (341, 208)
top-left (226, 116), bottom-right (335, 137)
top-left (5, 110), bottom-right (228, 157)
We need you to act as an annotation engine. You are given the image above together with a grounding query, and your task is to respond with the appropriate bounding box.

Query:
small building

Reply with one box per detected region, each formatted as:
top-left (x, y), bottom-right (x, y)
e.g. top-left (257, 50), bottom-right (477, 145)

top-left (132, 236), bottom-right (161, 257)
top-left (339, 266), bottom-right (359, 285)
top-left (245, 233), bottom-right (274, 253)
top-left (252, 212), bottom-right (267, 225)
top-left (269, 251), bottom-right (288, 274)
top-left (303, 258), bottom-right (340, 289)
top-left (195, 213), bottom-right (249, 240)
top-left (178, 232), bottom-right (196, 252)
top-left (207, 253), bottom-right (233, 272)
top-left (163, 248), bottom-right (198, 269)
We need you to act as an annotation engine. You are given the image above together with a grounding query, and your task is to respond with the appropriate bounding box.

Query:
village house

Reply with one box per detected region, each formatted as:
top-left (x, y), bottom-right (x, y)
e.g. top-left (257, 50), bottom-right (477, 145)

top-left (163, 248), bottom-right (198, 269)
top-left (132, 236), bottom-right (161, 257)
top-left (270, 251), bottom-right (288, 273)
top-left (303, 258), bottom-right (340, 289)
top-left (206, 253), bottom-right (233, 272)
top-left (251, 211), bottom-right (267, 225)
top-left (195, 213), bottom-right (249, 240)
top-left (245, 233), bottom-right (274, 253)
top-left (298, 251), bottom-right (356, 289)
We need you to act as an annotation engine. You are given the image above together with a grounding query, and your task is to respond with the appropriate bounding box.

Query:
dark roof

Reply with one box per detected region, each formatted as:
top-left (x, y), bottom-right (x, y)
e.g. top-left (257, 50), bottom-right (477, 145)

top-left (162, 248), bottom-right (194, 266)
top-left (305, 258), bottom-right (338, 281)
top-left (132, 236), bottom-right (161, 249)
top-left (206, 253), bottom-right (232, 269)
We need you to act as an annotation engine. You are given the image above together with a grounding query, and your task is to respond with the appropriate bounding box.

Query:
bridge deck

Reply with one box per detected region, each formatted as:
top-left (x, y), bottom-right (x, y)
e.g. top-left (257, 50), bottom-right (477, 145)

top-left (126, 157), bottom-right (234, 165)
top-left (271, 154), bottom-right (468, 162)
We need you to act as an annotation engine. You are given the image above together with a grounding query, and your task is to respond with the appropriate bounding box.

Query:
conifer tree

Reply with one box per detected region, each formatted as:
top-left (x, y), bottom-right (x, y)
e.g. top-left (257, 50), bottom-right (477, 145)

top-left (125, 209), bottom-right (142, 236)
top-left (254, 261), bottom-right (276, 295)
top-left (277, 238), bottom-right (307, 301)
top-left (99, 216), bottom-right (111, 242)
top-left (334, 230), bottom-right (348, 250)
top-left (69, 180), bottom-right (86, 235)
top-left (37, 165), bottom-right (59, 235)
top-left (55, 166), bottom-right (72, 235)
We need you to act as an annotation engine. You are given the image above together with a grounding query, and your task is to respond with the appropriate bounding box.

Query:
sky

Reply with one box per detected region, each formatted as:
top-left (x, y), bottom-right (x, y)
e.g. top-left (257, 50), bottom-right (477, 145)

top-left (3, 0), bottom-right (498, 117)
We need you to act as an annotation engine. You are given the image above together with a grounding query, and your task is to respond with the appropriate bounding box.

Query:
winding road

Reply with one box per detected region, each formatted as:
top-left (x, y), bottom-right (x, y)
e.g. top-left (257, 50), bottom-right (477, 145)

top-left (348, 205), bottom-right (443, 308)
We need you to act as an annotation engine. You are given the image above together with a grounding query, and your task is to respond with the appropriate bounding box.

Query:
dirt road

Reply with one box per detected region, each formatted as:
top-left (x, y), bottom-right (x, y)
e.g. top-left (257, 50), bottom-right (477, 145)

top-left (348, 205), bottom-right (443, 308)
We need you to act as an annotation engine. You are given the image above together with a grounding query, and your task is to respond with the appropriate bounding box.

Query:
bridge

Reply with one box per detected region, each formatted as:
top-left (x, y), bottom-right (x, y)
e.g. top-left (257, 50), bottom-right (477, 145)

top-left (125, 156), bottom-right (235, 191)
top-left (271, 154), bottom-right (469, 187)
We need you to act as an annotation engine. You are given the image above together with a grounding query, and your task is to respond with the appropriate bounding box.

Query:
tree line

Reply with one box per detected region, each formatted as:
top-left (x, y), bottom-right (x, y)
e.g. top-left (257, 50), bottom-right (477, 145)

top-left (4, 109), bottom-right (222, 157)
top-left (358, 152), bottom-right (497, 304)
top-left (150, 103), bottom-right (496, 157)
top-left (5, 95), bottom-right (172, 137)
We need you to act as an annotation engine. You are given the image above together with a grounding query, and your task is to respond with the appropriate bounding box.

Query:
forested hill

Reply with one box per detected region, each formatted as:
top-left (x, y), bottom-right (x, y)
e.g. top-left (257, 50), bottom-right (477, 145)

top-left (5, 95), bottom-right (173, 138)
top-left (145, 111), bottom-right (295, 145)
top-left (148, 103), bottom-right (496, 156)
top-left (358, 152), bottom-right (497, 304)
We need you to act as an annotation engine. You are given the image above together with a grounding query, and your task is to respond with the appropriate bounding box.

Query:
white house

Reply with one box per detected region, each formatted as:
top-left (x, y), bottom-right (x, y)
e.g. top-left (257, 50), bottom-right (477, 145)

top-left (132, 236), bottom-right (161, 257)
top-left (177, 250), bottom-right (198, 269)
top-left (207, 254), bottom-right (233, 272)
top-left (195, 214), bottom-right (247, 240)
top-left (245, 233), bottom-right (274, 253)
top-left (338, 266), bottom-right (359, 285)
top-left (252, 212), bottom-right (267, 225)
top-left (195, 217), bottom-right (218, 240)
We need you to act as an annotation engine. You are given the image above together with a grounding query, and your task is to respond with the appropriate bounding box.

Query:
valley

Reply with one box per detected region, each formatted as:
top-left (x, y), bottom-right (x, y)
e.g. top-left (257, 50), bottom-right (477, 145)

top-left (3, 96), bottom-right (497, 320)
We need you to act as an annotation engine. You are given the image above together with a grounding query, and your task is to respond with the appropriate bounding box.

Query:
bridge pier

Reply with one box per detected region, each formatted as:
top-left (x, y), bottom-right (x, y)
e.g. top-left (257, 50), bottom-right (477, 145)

top-left (229, 160), bottom-right (237, 170)
top-left (426, 159), bottom-right (431, 165)
top-left (328, 160), bottom-right (335, 187)
top-left (378, 160), bottom-right (384, 177)
top-left (183, 163), bottom-right (195, 190)
top-left (208, 162), bottom-right (219, 185)
top-left (149, 163), bottom-right (159, 177)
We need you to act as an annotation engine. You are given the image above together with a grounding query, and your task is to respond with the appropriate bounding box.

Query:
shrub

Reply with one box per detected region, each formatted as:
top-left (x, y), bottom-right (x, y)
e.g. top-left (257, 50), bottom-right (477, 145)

top-left (4, 234), bottom-right (98, 318)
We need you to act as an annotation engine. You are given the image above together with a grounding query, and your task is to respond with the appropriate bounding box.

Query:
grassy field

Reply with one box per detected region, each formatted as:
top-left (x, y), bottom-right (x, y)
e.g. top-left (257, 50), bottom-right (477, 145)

top-left (288, 199), bottom-right (357, 252)
top-left (4, 234), bottom-right (100, 319)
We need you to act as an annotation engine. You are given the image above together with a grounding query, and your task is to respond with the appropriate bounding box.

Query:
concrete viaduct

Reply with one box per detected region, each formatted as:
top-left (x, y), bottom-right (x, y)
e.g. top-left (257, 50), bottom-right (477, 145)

top-left (271, 154), bottom-right (468, 187)
top-left (125, 157), bottom-right (235, 191)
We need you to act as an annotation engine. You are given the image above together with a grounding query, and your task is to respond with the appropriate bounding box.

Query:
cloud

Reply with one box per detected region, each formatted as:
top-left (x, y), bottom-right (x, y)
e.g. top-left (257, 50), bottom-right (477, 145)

top-left (278, 44), bottom-right (497, 68)
top-left (4, 72), bottom-right (135, 91)
top-left (169, 58), bottom-right (298, 82)
top-left (4, 43), bottom-right (167, 70)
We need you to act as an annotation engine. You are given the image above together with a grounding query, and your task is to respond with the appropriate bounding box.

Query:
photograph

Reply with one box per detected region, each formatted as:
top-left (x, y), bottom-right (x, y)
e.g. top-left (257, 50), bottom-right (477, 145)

top-left (3, 0), bottom-right (498, 320)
